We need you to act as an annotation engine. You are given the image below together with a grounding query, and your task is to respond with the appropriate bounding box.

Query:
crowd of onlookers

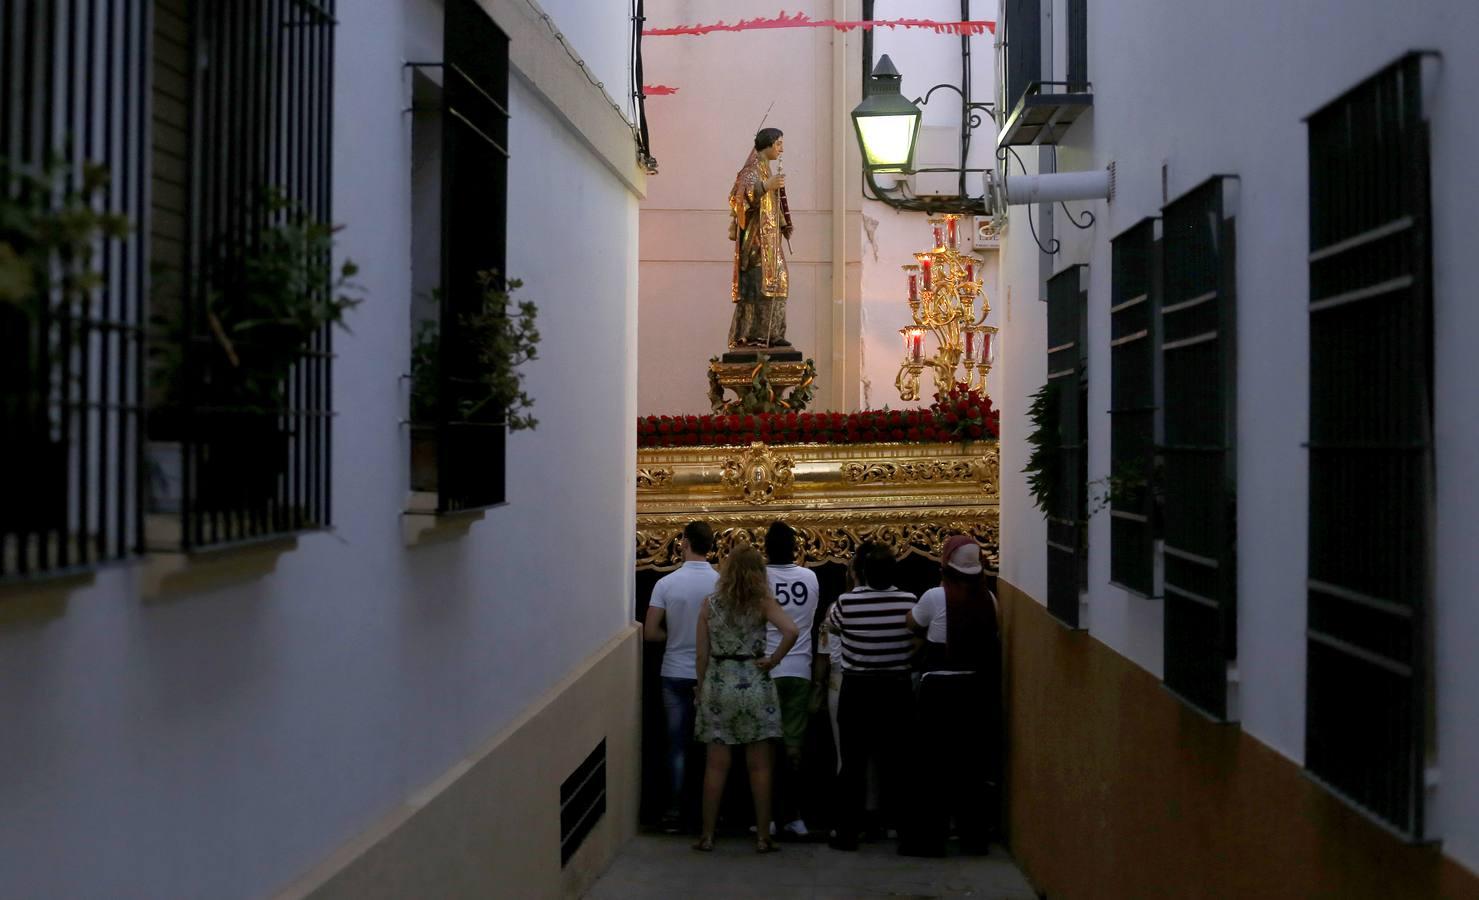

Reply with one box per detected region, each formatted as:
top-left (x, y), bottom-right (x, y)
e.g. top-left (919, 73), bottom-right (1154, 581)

top-left (643, 520), bottom-right (1004, 855)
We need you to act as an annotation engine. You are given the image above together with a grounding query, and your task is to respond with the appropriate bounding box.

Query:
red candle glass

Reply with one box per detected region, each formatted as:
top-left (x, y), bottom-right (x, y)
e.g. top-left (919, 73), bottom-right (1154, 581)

top-left (965, 260), bottom-right (975, 283)
top-left (931, 220), bottom-right (945, 250)
top-left (907, 273), bottom-right (918, 302)
top-left (946, 216), bottom-right (959, 250)
top-left (920, 256), bottom-right (933, 291)
top-left (905, 329), bottom-right (925, 363)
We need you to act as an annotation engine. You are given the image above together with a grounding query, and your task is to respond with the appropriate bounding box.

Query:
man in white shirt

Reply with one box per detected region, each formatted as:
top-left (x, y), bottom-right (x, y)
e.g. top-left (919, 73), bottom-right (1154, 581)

top-left (643, 521), bottom-right (718, 832)
top-left (764, 520), bottom-right (821, 840)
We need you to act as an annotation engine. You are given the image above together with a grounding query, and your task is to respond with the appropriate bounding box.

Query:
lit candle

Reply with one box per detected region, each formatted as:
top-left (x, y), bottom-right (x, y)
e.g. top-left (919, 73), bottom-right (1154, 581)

top-left (946, 216), bottom-right (959, 250)
top-left (910, 329), bottom-right (925, 363)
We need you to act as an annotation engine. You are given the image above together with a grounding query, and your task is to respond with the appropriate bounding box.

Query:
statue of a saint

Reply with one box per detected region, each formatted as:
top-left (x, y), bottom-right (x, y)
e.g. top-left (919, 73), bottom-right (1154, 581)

top-left (728, 127), bottom-right (792, 348)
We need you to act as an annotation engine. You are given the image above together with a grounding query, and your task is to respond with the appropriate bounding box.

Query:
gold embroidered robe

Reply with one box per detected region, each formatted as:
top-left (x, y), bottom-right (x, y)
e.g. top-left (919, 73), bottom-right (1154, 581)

top-left (728, 152), bottom-right (790, 347)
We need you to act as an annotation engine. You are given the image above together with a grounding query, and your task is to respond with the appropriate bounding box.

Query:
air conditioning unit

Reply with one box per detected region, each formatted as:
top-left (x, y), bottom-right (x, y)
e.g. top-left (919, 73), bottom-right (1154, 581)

top-left (909, 125), bottom-right (960, 198)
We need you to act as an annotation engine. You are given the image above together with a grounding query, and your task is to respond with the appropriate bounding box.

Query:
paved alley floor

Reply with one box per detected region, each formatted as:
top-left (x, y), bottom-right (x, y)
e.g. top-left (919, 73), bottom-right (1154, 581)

top-left (584, 833), bottom-right (1040, 899)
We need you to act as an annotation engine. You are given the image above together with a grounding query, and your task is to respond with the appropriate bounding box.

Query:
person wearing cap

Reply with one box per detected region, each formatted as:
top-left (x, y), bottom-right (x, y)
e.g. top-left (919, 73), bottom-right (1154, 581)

top-left (907, 536), bottom-right (999, 674)
top-left (900, 535), bottom-right (1003, 856)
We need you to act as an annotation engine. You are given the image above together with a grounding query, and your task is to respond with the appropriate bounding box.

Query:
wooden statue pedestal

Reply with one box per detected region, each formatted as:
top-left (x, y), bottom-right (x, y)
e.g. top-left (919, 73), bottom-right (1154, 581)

top-left (707, 348), bottom-right (817, 413)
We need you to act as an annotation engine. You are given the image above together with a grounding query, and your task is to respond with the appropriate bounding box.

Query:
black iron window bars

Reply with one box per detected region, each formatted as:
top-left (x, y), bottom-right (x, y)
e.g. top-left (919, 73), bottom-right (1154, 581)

top-left (1159, 175), bottom-right (1238, 722)
top-left (1045, 264), bottom-right (1088, 629)
top-left (1108, 218), bottom-right (1160, 597)
top-left (150, 0), bottom-right (338, 551)
top-left (1, 1), bottom-right (150, 580)
top-left (405, 0), bottom-right (510, 514)
top-left (1304, 52), bottom-right (1437, 840)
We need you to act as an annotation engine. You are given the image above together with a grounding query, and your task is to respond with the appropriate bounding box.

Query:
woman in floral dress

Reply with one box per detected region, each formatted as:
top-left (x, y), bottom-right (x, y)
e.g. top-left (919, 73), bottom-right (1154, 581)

top-left (692, 545), bottom-right (799, 852)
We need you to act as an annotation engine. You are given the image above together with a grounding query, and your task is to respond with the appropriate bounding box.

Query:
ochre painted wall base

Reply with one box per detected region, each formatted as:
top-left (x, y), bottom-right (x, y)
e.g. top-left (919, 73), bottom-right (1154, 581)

top-left (998, 580), bottom-right (1479, 900)
top-left (274, 625), bottom-right (642, 900)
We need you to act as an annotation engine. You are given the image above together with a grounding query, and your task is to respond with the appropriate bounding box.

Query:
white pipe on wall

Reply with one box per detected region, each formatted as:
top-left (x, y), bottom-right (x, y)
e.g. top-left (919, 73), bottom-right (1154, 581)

top-left (1004, 169), bottom-right (1111, 205)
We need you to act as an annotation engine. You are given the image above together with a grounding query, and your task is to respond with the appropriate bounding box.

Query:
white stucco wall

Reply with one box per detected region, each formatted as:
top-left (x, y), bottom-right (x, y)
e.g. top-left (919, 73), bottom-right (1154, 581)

top-left (994, 0), bottom-right (1479, 873)
top-left (533, 0), bottom-right (634, 120)
top-left (0, 3), bottom-right (640, 898)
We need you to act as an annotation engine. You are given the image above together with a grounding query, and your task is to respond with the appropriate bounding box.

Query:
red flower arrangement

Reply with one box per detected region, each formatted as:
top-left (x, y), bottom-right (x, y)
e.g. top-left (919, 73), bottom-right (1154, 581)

top-left (931, 383), bottom-right (1001, 442)
top-left (636, 386), bottom-right (998, 448)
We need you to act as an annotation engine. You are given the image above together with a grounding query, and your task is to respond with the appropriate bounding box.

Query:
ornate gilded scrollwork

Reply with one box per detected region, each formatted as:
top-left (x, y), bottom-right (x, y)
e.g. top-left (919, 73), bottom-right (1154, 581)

top-left (839, 445), bottom-right (1000, 497)
top-left (719, 442), bottom-right (795, 505)
top-left (637, 438), bottom-right (999, 573)
top-left (635, 467), bottom-right (674, 490)
top-left (840, 459), bottom-right (977, 484)
top-left (635, 509), bottom-right (1000, 573)
top-left (975, 447), bottom-right (1000, 497)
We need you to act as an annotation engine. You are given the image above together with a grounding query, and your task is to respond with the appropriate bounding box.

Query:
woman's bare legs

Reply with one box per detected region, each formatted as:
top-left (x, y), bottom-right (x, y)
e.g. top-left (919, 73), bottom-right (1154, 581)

top-left (698, 743), bottom-right (732, 844)
top-left (745, 741), bottom-right (774, 846)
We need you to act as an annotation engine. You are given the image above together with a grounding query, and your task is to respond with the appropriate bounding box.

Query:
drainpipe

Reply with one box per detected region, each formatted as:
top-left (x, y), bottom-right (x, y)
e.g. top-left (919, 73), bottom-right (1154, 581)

top-left (831, 0), bottom-right (849, 409)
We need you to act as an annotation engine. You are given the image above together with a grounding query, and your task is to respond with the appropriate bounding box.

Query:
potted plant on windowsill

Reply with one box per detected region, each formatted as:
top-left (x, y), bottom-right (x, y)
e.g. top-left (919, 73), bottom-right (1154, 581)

top-left (149, 189), bottom-right (361, 518)
top-left (1, 156), bottom-right (130, 535)
top-left (408, 273), bottom-right (539, 493)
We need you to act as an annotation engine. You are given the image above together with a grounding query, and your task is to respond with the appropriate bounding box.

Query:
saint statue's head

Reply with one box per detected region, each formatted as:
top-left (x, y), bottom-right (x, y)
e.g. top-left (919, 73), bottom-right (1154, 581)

top-left (755, 127), bottom-right (785, 160)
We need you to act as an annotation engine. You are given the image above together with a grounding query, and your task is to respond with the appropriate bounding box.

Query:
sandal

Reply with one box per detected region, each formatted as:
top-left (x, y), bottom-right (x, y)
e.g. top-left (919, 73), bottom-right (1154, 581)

top-left (756, 838), bottom-right (782, 854)
top-left (692, 836), bottom-right (715, 852)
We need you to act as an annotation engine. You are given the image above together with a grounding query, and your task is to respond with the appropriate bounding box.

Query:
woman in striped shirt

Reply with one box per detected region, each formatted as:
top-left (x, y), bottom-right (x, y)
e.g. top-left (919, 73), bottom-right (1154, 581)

top-left (824, 541), bottom-right (918, 851)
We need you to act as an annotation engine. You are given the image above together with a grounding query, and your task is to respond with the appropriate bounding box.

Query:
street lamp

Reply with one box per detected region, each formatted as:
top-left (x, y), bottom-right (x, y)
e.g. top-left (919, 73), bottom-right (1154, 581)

top-left (850, 54), bottom-right (922, 175)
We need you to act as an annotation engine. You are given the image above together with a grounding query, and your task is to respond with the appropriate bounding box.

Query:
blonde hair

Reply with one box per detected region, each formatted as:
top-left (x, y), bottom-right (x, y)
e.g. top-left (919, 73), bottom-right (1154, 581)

top-left (715, 545), bottom-right (769, 620)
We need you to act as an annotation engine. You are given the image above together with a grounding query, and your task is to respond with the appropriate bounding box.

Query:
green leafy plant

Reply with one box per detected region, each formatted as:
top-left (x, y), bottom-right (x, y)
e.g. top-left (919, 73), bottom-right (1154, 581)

top-left (409, 315), bottom-right (441, 425)
top-left (1087, 465), bottom-right (1150, 517)
top-left (146, 189), bottom-right (361, 513)
top-left (1, 155), bottom-right (131, 531)
top-left (1022, 381), bottom-right (1061, 516)
top-left (409, 273), bottom-right (540, 431)
top-left (0, 155), bottom-right (130, 319)
top-left (152, 189), bottom-right (361, 421)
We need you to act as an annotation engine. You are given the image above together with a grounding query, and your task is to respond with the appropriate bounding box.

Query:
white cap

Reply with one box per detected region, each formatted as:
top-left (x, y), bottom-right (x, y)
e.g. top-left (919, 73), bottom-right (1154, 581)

top-left (946, 542), bottom-right (983, 575)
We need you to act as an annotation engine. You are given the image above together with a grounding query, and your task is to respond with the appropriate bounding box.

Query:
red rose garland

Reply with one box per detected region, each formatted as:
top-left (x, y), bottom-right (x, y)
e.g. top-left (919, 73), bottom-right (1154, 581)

top-left (635, 387), bottom-right (998, 448)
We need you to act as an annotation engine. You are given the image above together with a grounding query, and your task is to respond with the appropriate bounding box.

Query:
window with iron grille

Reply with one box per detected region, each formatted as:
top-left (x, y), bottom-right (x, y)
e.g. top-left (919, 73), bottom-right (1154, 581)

top-left (1, 1), bottom-right (149, 580)
top-left (1066, 0), bottom-right (1088, 89)
top-left (1304, 52), bottom-right (1435, 839)
top-left (1159, 176), bottom-right (1238, 721)
top-left (1000, 0), bottom-right (1041, 119)
top-left (1045, 264), bottom-right (1087, 629)
top-left (144, 0), bottom-right (338, 551)
top-left (406, 0), bottom-right (511, 513)
top-left (1109, 218), bottom-right (1158, 597)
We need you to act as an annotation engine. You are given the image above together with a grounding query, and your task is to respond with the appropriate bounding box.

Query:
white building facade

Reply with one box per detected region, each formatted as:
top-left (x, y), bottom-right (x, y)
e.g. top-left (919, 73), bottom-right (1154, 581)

top-left (991, 0), bottom-right (1479, 895)
top-left (0, 2), bottom-right (643, 898)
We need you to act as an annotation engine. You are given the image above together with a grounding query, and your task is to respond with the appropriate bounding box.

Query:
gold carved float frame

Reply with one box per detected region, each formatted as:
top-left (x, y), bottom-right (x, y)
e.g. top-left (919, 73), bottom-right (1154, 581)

top-left (636, 440), bottom-right (999, 572)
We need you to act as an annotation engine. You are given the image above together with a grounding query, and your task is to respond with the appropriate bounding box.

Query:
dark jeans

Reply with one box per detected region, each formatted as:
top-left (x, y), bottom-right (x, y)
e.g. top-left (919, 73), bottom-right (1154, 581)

top-left (835, 670), bottom-right (913, 844)
top-left (904, 671), bottom-right (1001, 854)
top-left (660, 676), bottom-right (697, 815)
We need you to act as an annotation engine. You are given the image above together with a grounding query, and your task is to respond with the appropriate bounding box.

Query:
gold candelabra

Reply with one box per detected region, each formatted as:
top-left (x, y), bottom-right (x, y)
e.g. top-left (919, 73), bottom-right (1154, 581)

top-left (895, 214), bottom-right (997, 403)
